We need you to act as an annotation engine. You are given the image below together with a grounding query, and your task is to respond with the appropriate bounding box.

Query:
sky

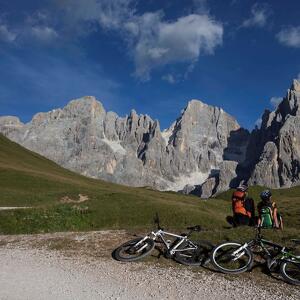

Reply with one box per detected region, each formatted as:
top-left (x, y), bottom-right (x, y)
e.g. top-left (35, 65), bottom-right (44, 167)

top-left (0, 0), bottom-right (300, 130)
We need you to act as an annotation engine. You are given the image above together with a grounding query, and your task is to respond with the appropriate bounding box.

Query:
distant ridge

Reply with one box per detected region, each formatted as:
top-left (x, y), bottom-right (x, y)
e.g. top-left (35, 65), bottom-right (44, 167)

top-left (1, 79), bottom-right (300, 197)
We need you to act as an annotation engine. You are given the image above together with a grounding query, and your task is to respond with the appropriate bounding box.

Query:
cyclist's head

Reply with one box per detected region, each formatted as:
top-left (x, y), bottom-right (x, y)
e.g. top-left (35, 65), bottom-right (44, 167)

top-left (237, 183), bottom-right (248, 192)
top-left (260, 190), bottom-right (272, 201)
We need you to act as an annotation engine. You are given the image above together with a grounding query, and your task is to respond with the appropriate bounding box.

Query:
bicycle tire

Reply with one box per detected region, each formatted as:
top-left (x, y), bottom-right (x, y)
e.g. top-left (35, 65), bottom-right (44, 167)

top-left (280, 257), bottom-right (300, 286)
top-left (113, 237), bottom-right (155, 262)
top-left (174, 240), bottom-right (214, 266)
top-left (210, 242), bottom-right (253, 274)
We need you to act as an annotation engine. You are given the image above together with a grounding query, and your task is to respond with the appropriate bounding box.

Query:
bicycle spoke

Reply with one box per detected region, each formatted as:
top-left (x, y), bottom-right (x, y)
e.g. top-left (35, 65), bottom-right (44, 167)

top-left (284, 261), bottom-right (300, 281)
top-left (114, 237), bottom-right (155, 262)
top-left (212, 243), bottom-right (252, 273)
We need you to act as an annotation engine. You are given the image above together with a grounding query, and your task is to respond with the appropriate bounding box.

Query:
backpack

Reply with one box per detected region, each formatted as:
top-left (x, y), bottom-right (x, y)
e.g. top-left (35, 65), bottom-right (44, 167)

top-left (260, 202), bottom-right (274, 228)
top-left (232, 191), bottom-right (249, 217)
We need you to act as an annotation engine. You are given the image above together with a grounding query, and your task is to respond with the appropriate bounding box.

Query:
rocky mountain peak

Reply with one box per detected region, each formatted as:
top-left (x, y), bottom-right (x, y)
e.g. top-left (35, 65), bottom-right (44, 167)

top-left (183, 99), bottom-right (215, 118)
top-left (0, 116), bottom-right (23, 126)
top-left (0, 95), bottom-right (247, 196)
top-left (246, 79), bottom-right (300, 189)
top-left (129, 109), bottom-right (138, 118)
top-left (185, 99), bottom-right (206, 109)
top-left (182, 99), bottom-right (239, 129)
top-left (0, 116), bottom-right (24, 136)
top-left (291, 79), bottom-right (300, 92)
top-left (1, 79), bottom-right (300, 198)
top-left (64, 96), bottom-right (106, 119)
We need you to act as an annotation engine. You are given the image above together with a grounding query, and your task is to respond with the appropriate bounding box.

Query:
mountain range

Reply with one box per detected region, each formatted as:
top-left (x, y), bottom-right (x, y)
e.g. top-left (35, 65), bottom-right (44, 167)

top-left (1, 79), bottom-right (300, 197)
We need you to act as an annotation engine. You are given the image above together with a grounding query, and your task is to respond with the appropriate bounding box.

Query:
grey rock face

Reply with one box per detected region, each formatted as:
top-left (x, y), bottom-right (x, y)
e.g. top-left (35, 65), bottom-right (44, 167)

top-left (194, 160), bottom-right (239, 198)
top-left (0, 96), bottom-right (247, 196)
top-left (164, 100), bottom-right (249, 194)
top-left (167, 100), bottom-right (244, 172)
top-left (249, 142), bottom-right (280, 187)
top-left (1, 79), bottom-right (299, 197)
top-left (246, 79), bottom-right (300, 188)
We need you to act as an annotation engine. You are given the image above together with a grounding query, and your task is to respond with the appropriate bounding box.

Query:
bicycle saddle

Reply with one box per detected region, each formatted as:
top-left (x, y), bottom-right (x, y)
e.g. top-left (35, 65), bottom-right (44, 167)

top-left (187, 225), bottom-right (202, 232)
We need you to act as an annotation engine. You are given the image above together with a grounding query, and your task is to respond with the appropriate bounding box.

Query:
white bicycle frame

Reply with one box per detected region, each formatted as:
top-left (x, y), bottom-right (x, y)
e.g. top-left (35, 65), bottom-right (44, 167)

top-left (232, 243), bottom-right (248, 260)
top-left (134, 229), bottom-right (198, 256)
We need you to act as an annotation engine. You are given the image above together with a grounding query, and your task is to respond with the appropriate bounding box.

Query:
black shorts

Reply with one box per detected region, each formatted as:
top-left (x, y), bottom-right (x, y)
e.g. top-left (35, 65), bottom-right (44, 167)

top-left (233, 213), bottom-right (250, 226)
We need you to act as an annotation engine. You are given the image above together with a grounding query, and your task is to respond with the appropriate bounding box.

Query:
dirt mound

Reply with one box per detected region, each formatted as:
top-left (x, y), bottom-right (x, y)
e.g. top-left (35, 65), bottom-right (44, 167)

top-left (60, 194), bottom-right (89, 204)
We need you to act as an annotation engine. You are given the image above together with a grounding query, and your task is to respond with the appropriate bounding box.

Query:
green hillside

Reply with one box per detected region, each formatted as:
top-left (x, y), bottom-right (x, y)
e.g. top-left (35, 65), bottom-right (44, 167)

top-left (0, 134), bottom-right (299, 244)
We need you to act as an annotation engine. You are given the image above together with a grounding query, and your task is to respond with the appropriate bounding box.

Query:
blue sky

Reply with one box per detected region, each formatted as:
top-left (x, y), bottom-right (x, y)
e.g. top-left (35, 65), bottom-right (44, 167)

top-left (0, 0), bottom-right (300, 130)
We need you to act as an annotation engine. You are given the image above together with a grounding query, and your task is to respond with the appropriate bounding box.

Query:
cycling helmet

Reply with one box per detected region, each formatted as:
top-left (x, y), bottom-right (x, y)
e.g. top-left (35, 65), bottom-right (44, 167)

top-left (237, 184), bottom-right (248, 192)
top-left (260, 190), bottom-right (272, 201)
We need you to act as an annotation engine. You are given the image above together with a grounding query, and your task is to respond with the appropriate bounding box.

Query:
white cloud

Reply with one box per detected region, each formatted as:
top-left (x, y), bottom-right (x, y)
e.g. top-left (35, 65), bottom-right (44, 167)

top-left (255, 118), bottom-right (262, 128)
top-left (55, 0), bottom-right (223, 81)
top-left (57, 0), bottom-right (135, 31)
top-left (132, 13), bottom-right (223, 80)
top-left (31, 26), bottom-right (59, 42)
top-left (277, 26), bottom-right (300, 48)
top-left (183, 63), bottom-right (196, 80)
top-left (0, 11), bottom-right (59, 44)
top-left (2, 0), bottom-right (222, 80)
top-left (270, 97), bottom-right (282, 109)
top-left (242, 3), bottom-right (270, 28)
top-left (297, 73), bottom-right (300, 80)
top-left (25, 11), bottom-right (49, 25)
top-left (0, 24), bottom-right (17, 42)
top-left (162, 74), bottom-right (177, 84)
top-left (98, 0), bottom-right (135, 29)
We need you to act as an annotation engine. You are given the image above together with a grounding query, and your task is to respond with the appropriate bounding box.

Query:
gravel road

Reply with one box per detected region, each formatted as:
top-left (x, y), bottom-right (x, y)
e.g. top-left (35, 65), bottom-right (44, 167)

top-left (0, 231), bottom-right (299, 300)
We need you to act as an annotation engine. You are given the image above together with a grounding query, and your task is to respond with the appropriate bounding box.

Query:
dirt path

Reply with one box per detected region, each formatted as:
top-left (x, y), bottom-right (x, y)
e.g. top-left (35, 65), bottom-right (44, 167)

top-left (0, 207), bottom-right (31, 210)
top-left (0, 231), bottom-right (299, 300)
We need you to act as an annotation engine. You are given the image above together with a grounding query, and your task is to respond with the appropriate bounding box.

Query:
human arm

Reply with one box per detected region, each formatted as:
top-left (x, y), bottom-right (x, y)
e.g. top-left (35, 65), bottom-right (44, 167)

top-left (257, 217), bottom-right (261, 227)
top-left (273, 207), bottom-right (279, 228)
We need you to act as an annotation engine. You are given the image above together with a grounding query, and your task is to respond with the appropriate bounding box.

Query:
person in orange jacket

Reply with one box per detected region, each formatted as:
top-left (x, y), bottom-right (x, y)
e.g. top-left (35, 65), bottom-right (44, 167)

top-left (232, 184), bottom-right (255, 227)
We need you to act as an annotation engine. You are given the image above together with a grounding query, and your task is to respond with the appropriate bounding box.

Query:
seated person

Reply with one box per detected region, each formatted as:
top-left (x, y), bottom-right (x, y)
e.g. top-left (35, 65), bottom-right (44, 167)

top-left (231, 184), bottom-right (254, 226)
top-left (257, 190), bottom-right (283, 230)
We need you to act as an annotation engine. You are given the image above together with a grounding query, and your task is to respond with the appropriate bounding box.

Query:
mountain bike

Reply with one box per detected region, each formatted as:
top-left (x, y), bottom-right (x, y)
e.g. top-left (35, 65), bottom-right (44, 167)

top-left (210, 227), bottom-right (300, 285)
top-left (113, 215), bottom-right (213, 266)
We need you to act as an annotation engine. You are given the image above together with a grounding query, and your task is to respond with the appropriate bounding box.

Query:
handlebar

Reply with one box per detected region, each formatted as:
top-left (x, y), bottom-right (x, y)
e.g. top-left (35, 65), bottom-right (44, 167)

top-left (154, 212), bottom-right (162, 230)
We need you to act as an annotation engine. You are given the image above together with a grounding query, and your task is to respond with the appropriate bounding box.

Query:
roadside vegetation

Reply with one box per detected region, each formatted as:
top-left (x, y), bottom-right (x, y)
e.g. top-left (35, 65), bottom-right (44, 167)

top-left (0, 134), bottom-right (299, 245)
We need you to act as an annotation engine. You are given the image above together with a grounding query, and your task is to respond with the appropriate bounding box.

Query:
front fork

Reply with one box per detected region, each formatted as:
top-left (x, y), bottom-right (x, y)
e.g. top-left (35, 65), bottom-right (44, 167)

top-left (133, 233), bottom-right (156, 253)
top-left (232, 243), bottom-right (249, 261)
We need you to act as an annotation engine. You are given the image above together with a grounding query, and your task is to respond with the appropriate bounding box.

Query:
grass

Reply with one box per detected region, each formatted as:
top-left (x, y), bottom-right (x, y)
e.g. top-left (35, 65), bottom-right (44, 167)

top-left (0, 134), bottom-right (299, 245)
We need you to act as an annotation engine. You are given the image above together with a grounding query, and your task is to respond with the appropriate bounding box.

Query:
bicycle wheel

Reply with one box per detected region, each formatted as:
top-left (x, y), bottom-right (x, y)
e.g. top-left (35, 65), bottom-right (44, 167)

top-left (280, 256), bottom-right (300, 285)
top-left (211, 242), bottom-right (253, 274)
top-left (113, 237), bottom-right (155, 262)
top-left (174, 240), bottom-right (214, 266)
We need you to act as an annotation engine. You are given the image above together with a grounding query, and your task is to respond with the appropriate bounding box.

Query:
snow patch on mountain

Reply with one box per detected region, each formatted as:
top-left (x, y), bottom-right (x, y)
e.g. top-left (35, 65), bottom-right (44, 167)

top-left (167, 171), bottom-right (209, 191)
top-left (101, 137), bottom-right (126, 155)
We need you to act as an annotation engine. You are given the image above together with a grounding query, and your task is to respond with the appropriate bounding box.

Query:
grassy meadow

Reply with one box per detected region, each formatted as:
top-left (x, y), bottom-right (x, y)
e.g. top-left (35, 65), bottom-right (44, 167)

top-left (0, 134), bottom-right (299, 245)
